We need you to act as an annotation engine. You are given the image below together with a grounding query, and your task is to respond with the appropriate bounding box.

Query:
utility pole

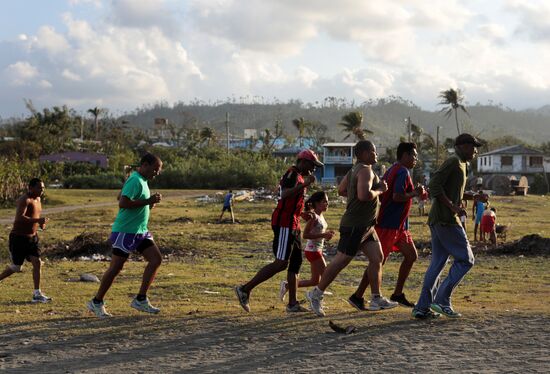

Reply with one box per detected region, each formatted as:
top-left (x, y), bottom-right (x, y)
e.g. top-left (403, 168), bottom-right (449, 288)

top-left (225, 112), bottom-right (230, 154)
top-left (436, 125), bottom-right (441, 167)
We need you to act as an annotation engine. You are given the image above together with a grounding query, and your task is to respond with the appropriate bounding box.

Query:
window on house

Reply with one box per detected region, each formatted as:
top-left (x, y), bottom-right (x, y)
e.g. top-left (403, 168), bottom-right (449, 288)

top-left (501, 156), bottom-right (513, 166)
top-left (529, 156), bottom-right (543, 167)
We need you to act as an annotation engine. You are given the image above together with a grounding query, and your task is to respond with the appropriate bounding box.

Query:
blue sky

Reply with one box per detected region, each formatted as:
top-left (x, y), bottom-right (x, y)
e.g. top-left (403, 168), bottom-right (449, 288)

top-left (2, 0), bottom-right (550, 118)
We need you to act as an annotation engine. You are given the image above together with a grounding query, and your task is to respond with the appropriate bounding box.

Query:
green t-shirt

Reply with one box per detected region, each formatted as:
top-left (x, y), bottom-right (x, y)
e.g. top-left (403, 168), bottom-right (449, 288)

top-left (112, 171), bottom-right (150, 233)
top-left (428, 154), bottom-right (467, 226)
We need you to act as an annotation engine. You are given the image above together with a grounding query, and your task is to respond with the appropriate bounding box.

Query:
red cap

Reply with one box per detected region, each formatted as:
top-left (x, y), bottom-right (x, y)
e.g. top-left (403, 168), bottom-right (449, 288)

top-left (297, 149), bottom-right (324, 167)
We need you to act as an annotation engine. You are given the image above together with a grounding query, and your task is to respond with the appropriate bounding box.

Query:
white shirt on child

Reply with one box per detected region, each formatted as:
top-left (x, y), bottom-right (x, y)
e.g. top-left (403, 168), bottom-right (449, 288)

top-left (304, 213), bottom-right (328, 252)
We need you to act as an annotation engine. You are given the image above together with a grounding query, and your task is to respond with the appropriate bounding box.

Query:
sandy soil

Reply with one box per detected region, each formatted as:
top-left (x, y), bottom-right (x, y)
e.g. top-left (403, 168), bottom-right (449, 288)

top-left (0, 311), bottom-right (548, 373)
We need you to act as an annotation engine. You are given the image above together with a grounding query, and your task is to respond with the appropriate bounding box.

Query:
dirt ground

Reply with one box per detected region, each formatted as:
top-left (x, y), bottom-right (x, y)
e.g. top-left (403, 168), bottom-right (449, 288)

top-left (0, 311), bottom-right (548, 373)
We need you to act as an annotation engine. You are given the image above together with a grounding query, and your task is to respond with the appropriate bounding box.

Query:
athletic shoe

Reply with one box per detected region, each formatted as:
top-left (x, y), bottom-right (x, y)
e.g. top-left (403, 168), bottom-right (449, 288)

top-left (86, 299), bottom-right (112, 318)
top-left (130, 297), bottom-right (160, 314)
top-left (279, 280), bottom-right (288, 302)
top-left (31, 292), bottom-right (52, 303)
top-left (306, 289), bottom-right (325, 317)
top-left (347, 294), bottom-right (367, 311)
top-left (430, 303), bottom-right (461, 318)
top-left (235, 285), bottom-right (250, 312)
top-left (412, 308), bottom-right (440, 319)
top-left (368, 296), bottom-right (399, 311)
top-left (286, 302), bottom-right (308, 313)
top-left (390, 293), bottom-right (415, 308)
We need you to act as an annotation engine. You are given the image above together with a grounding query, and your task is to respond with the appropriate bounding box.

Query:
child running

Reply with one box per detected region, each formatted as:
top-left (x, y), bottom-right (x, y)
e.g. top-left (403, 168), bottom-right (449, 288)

top-left (279, 191), bottom-right (334, 301)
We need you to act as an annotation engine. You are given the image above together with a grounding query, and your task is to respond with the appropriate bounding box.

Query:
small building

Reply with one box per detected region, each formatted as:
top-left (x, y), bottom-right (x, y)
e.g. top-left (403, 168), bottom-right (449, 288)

top-left (321, 143), bottom-right (355, 185)
top-left (39, 151), bottom-right (108, 168)
top-left (477, 145), bottom-right (544, 182)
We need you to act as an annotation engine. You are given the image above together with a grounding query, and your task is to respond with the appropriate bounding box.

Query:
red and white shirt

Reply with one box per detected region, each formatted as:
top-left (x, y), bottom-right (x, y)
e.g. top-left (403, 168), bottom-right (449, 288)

top-left (271, 167), bottom-right (306, 230)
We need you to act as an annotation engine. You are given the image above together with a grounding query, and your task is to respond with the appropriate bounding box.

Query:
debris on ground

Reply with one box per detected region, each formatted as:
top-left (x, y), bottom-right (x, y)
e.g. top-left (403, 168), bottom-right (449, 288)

top-left (329, 320), bottom-right (357, 334)
top-left (487, 234), bottom-right (550, 256)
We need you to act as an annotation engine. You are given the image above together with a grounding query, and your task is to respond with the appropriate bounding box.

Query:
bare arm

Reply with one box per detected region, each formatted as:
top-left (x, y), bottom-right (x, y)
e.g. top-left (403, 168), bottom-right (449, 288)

top-left (356, 168), bottom-right (387, 202)
top-left (280, 175), bottom-right (315, 200)
top-left (119, 193), bottom-right (161, 209)
top-left (337, 173), bottom-right (349, 197)
top-left (393, 185), bottom-right (424, 203)
top-left (14, 198), bottom-right (46, 225)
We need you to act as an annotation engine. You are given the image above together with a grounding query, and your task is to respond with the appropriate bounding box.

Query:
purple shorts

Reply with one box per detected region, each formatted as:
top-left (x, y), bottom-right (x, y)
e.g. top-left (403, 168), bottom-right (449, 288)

top-left (109, 232), bottom-right (154, 256)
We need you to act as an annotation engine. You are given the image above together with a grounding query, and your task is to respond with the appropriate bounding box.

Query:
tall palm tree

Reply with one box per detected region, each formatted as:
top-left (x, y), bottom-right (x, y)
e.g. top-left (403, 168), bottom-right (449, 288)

top-left (199, 126), bottom-right (215, 146)
top-left (87, 106), bottom-right (106, 140)
top-left (438, 88), bottom-right (468, 135)
top-left (292, 117), bottom-right (310, 147)
top-left (339, 111), bottom-right (372, 141)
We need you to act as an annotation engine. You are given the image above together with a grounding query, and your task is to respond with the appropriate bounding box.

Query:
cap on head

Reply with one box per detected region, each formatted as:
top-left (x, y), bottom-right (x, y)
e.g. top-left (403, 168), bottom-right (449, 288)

top-left (297, 149), bottom-right (324, 167)
top-left (455, 133), bottom-right (482, 147)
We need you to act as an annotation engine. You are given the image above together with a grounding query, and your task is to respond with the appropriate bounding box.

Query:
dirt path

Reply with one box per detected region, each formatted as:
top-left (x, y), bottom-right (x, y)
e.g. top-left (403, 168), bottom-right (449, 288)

top-left (0, 312), bottom-right (548, 373)
top-left (0, 191), bottom-right (209, 225)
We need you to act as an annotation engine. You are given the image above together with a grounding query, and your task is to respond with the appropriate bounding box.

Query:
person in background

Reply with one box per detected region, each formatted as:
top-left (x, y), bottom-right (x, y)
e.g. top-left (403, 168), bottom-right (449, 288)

top-left (219, 190), bottom-right (235, 223)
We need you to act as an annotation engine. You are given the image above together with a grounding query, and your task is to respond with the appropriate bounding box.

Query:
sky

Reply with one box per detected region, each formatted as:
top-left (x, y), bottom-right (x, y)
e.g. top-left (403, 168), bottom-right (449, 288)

top-left (2, 0), bottom-right (550, 118)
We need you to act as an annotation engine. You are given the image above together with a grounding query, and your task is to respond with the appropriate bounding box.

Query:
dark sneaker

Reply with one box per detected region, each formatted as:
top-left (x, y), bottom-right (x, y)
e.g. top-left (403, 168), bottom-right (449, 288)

top-left (430, 303), bottom-right (461, 318)
top-left (412, 308), bottom-right (441, 319)
top-left (235, 285), bottom-right (250, 312)
top-left (390, 293), bottom-right (415, 308)
top-left (347, 294), bottom-right (367, 311)
top-left (286, 302), bottom-right (308, 313)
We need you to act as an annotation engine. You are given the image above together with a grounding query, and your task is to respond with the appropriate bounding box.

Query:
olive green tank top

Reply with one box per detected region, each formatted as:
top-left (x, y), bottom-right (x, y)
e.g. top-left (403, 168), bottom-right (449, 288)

top-left (340, 162), bottom-right (379, 228)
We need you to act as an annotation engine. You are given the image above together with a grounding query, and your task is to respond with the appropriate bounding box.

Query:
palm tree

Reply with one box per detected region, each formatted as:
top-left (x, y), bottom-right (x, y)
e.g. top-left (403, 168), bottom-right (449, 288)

top-left (339, 111), bottom-right (372, 141)
top-left (438, 88), bottom-right (468, 135)
top-left (199, 126), bottom-right (215, 146)
top-left (292, 117), bottom-right (311, 147)
top-left (87, 106), bottom-right (106, 140)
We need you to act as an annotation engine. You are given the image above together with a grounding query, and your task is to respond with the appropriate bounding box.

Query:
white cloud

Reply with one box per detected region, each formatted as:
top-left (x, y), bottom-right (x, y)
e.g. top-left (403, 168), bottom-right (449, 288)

top-left (4, 61), bottom-right (38, 86)
top-left (295, 66), bottom-right (319, 88)
top-left (62, 69), bottom-right (81, 81)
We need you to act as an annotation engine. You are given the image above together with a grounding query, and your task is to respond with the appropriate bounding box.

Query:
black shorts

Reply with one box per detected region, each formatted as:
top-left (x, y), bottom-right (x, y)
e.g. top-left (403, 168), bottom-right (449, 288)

top-left (337, 226), bottom-right (379, 257)
top-left (9, 233), bottom-right (41, 266)
top-left (272, 226), bottom-right (302, 274)
top-left (222, 205), bottom-right (233, 212)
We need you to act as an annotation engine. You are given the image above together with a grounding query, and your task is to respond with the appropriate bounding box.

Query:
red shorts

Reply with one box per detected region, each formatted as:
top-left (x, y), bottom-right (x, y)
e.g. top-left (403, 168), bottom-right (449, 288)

top-left (481, 215), bottom-right (495, 233)
top-left (304, 250), bottom-right (323, 263)
top-left (375, 227), bottom-right (414, 259)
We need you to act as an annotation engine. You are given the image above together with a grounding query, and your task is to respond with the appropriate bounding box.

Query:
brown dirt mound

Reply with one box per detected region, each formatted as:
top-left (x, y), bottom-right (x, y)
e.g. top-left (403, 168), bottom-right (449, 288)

top-left (43, 232), bottom-right (112, 259)
top-left (487, 234), bottom-right (550, 256)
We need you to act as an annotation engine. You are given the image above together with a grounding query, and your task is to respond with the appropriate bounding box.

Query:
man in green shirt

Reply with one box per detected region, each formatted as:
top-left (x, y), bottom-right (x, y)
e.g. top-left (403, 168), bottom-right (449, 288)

top-left (87, 153), bottom-right (163, 318)
top-left (413, 134), bottom-right (486, 319)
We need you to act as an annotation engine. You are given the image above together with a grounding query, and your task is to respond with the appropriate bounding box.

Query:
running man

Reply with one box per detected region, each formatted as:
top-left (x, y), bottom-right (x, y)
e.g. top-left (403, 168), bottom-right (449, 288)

top-left (306, 140), bottom-right (397, 317)
top-left (87, 153), bottom-right (163, 317)
top-left (218, 190), bottom-right (235, 223)
top-left (0, 178), bottom-right (51, 303)
top-left (235, 149), bottom-right (323, 313)
top-left (347, 142), bottom-right (424, 310)
top-left (413, 134), bottom-right (485, 319)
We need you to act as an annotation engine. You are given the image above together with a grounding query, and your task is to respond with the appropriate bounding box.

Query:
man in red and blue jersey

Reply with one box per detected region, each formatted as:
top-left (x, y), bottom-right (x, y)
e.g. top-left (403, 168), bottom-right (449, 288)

top-left (348, 142), bottom-right (424, 310)
top-left (235, 149), bottom-right (323, 313)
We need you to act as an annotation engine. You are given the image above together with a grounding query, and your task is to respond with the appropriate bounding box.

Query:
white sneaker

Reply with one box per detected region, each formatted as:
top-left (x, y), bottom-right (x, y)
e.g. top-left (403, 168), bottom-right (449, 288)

top-left (306, 289), bottom-right (325, 317)
top-left (368, 295), bottom-right (398, 311)
top-left (86, 299), bottom-right (112, 318)
top-left (32, 292), bottom-right (52, 303)
top-left (130, 297), bottom-right (160, 314)
top-left (279, 280), bottom-right (288, 302)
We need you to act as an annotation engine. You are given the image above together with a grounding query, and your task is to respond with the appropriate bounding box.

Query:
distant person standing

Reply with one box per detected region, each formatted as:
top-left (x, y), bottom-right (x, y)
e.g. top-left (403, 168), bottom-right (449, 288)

top-left (413, 134), bottom-right (485, 319)
top-left (473, 195), bottom-right (486, 241)
top-left (87, 153), bottom-right (163, 317)
top-left (219, 190), bottom-right (235, 223)
top-left (481, 206), bottom-right (497, 246)
top-left (235, 150), bottom-right (323, 313)
top-left (347, 142), bottom-right (424, 310)
top-left (0, 178), bottom-right (51, 303)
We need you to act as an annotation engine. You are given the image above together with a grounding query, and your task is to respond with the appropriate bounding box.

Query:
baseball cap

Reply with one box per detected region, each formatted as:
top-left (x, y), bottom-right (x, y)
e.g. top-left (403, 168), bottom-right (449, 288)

top-left (297, 149), bottom-right (324, 167)
top-left (455, 133), bottom-right (483, 147)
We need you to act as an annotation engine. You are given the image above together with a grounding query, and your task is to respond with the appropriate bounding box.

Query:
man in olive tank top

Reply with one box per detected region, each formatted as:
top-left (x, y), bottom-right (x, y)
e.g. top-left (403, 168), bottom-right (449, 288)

top-left (306, 140), bottom-right (398, 317)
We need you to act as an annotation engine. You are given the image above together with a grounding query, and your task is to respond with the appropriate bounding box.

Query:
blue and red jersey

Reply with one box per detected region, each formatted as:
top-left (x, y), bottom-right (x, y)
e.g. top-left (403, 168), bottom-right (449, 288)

top-left (271, 167), bottom-right (306, 230)
top-left (376, 163), bottom-right (414, 230)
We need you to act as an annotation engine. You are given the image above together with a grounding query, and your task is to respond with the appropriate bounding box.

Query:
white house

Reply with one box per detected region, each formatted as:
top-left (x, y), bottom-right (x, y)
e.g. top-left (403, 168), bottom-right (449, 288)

top-left (477, 145), bottom-right (545, 183)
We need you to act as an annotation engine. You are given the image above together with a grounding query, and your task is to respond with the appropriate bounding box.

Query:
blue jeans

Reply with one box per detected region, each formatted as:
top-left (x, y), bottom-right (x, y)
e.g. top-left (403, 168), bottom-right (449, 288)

top-left (416, 224), bottom-right (475, 311)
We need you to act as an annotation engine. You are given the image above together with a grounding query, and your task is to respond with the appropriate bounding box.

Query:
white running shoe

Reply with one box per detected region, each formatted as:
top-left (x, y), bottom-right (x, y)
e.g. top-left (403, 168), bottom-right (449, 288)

top-left (86, 299), bottom-right (112, 318)
top-left (306, 289), bottom-right (325, 317)
top-left (279, 280), bottom-right (288, 302)
top-left (130, 297), bottom-right (160, 314)
top-left (31, 292), bottom-right (52, 303)
top-left (368, 295), bottom-right (399, 311)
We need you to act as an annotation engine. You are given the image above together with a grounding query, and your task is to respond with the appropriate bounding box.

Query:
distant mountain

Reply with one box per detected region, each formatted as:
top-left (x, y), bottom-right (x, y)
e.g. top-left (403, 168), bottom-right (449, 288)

top-left (118, 98), bottom-right (550, 147)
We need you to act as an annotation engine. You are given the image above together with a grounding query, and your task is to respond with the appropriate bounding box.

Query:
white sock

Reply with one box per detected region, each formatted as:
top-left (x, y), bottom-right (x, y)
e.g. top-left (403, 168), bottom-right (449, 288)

top-left (34, 289), bottom-right (41, 296)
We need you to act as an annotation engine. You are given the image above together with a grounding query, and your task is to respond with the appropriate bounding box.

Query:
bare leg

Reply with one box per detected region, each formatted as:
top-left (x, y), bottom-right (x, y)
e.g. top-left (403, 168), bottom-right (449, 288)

top-left (393, 241), bottom-right (418, 296)
top-left (353, 265), bottom-right (370, 299)
top-left (298, 257), bottom-right (326, 288)
top-left (474, 223), bottom-right (479, 241)
top-left (138, 245), bottom-right (162, 296)
top-left (218, 210), bottom-right (224, 222)
top-left (316, 252), bottom-right (353, 292)
top-left (243, 259), bottom-right (288, 293)
top-left (365, 240), bottom-right (384, 296)
top-left (287, 271), bottom-right (298, 305)
top-left (29, 256), bottom-right (42, 290)
top-left (230, 208), bottom-right (235, 223)
top-left (95, 255), bottom-right (127, 301)
top-left (0, 266), bottom-right (15, 281)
